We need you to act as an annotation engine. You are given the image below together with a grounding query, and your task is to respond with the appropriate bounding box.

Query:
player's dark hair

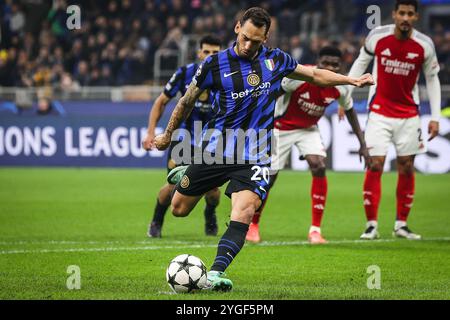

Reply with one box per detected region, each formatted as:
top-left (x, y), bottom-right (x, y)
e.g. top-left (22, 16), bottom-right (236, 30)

top-left (199, 35), bottom-right (221, 48)
top-left (240, 7), bottom-right (271, 34)
top-left (395, 0), bottom-right (418, 12)
top-left (319, 46), bottom-right (342, 58)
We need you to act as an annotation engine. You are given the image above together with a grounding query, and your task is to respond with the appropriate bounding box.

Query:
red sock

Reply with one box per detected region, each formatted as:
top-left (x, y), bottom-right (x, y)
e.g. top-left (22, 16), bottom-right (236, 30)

top-left (311, 176), bottom-right (327, 227)
top-left (363, 170), bottom-right (382, 221)
top-left (252, 192), bottom-right (270, 224)
top-left (396, 173), bottom-right (415, 221)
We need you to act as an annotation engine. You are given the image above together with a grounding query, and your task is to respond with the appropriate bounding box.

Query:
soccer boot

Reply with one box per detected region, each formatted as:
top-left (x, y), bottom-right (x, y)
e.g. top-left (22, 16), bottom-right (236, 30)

top-left (147, 221), bottom-right (162, 238)
top-left (308, 231), bottom-right (328, 244)
top-left (205, 213), bottom-right (218, 236)
top-left (360, 223), bottom-right (380, 240)
top-left (245, 222), bottom-right (261, 243)
top-left (167, 165), bottom-right (188, 185)
top-left (203, 271), bottom-right (233, 292)
top-left (393, 226), bottom-right (422, 240)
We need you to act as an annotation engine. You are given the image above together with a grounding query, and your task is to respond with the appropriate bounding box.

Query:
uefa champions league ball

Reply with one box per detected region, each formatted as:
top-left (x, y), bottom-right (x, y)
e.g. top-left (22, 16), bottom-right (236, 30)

top-left (166, 254), bottom-right (208, 293)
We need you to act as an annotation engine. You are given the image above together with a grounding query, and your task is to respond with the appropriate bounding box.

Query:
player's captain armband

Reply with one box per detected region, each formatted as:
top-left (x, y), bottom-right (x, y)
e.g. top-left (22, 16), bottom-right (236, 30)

top-left (192, 57), bottom-right (214, 90)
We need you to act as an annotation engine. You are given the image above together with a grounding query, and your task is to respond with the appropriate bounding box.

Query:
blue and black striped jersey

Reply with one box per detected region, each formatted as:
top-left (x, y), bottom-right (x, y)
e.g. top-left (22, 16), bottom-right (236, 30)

top-left (192, 43), bottom-right (298, 165)
top-left (163, 62), bottom-right (214, 144)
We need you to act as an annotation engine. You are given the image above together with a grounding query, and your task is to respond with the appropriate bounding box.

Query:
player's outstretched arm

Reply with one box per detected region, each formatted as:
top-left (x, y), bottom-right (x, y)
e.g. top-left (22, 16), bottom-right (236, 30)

top-left (287, 64), bottom-right (374, 88)
top-left (142, 93), bottom-right (171, 151)
top-left (152, 82), bottom-right (203, 150)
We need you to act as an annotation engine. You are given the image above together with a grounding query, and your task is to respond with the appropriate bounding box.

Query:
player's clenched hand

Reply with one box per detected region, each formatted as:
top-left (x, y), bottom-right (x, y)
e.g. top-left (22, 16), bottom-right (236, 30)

top-left (141, 133), bottom-right (155, 151)
top-left (428, 121), bottom-right (439, 141)
top-left (359, 145), bottom-right (372, 169)
top-left (153, 132), bottom-right (172, 150)
top-left (353, 73), bottom-right (374, 88)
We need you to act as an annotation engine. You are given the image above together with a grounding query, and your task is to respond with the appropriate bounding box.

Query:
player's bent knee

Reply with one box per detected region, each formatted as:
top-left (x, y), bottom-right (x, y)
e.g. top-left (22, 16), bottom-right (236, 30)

top-left (310, 163), bottom-right (326, 177)
top-left (369, 161), bottom-right (384, 172)
top-left (232, 200), bottom-right (260, 223)
top-left (170, 194), bottom-right (192, 217)
top-left (171, 202), bottom-right (190, 217)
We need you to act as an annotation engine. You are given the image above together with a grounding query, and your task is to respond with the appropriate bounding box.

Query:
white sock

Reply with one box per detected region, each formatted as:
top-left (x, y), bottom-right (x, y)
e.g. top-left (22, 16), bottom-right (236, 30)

top-left (309, 226), bottom-right (321, 234)
top-left (395, 220), bottom-right (407, 230)
top-left (367, 220), bottom-right (378, 228)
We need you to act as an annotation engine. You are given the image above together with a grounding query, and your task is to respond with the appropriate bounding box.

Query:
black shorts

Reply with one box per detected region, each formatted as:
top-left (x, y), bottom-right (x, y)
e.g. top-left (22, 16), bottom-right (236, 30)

top-left (175, 163), bottom-right (271, 201)
top-left (166, 141), bottom-right (198, 174)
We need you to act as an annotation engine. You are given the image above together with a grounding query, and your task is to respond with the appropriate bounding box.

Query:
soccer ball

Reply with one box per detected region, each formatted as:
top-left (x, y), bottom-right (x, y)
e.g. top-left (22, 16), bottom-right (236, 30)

top-left (166, 254), bottom-right (208, 293)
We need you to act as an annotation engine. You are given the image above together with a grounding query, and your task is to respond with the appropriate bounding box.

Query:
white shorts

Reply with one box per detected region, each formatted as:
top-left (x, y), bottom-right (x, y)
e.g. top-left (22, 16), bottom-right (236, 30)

top-left (270, 127), bottom-right (327, 171)
top-left (365, 112), bottom-right (426, 157)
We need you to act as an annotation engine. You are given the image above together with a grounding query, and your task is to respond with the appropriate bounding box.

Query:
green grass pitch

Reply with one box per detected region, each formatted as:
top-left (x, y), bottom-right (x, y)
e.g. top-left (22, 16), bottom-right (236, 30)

top-left (0, 167), bottom-right (449, 300)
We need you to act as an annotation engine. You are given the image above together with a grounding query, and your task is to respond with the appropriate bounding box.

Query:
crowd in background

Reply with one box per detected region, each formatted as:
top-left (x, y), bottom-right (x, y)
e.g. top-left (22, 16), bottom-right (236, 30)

top-left (0, 0), bottom-right (449, 89)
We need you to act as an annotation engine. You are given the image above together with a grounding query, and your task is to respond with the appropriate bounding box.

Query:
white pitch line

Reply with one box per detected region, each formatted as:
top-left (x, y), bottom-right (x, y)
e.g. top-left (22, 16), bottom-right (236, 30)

top-left (0, 240), bottom-right (192, 245)
top-left (2, 237), bottom-right (449, 247)
top-left (0, 237), bottom-right (449, 255)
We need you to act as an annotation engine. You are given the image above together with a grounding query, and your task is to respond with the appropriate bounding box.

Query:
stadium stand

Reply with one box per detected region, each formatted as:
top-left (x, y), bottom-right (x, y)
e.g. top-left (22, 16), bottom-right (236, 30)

top-left (0, 0), bottom-right (449, 89)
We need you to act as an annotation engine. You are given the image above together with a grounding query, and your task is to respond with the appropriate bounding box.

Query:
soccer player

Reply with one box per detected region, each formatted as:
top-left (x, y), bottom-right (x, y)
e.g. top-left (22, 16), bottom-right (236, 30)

top-left (142, 35), bottom-right (222, 238)
top-left (347, 0), bottom-right (441, 240)
top-left (246, 46), bottom-right (371, 244)
top-left (152, 7), bottom-right (373, 291)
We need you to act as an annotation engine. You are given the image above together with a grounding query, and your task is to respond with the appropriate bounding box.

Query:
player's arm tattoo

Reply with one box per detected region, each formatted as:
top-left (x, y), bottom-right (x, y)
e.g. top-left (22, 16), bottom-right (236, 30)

top-left (165, 83), bottom-right (203, 135)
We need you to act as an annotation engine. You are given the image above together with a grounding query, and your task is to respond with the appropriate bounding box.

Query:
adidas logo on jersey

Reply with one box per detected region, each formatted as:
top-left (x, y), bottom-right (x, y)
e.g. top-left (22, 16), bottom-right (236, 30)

top-left (300, 92), bottom-right (310, 99)
top-left (381, 48), bottom-right (391, 56)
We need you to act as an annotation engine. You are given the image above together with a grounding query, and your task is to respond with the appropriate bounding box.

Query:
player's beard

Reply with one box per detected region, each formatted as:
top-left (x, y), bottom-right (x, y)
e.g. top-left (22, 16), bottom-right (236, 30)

top-left (236, 41), bottom-right (256, 59)
top-left (399, 23), bottom-right (411, 37)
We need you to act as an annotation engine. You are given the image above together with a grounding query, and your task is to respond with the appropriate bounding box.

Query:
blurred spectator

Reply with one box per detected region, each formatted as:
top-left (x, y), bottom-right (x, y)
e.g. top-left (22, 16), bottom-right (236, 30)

top-left (0, 0), bottom-right (448, 87)
top-left (36, 97), bottom-right (53, 115)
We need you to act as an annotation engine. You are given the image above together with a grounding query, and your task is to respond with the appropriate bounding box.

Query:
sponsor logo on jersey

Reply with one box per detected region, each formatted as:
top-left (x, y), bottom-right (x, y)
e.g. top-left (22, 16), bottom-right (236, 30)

top-left (264, 59), bottom-right (275, 71)
top-left (231, 82), bottom-right (271, 100)
top-left (381, 57), bottom-right (416, 76)
top-left (296, 95), bottom-right (326, 117)
top-left (406, 52), bottom-right (419, 59)
top-left (247, 73), bottom-right (261, 87)
top-left (381, 48), bottom-right (392, 56)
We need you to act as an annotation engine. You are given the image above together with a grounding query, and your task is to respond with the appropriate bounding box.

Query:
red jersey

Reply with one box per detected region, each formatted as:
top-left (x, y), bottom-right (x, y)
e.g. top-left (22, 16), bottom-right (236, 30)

top-left (362, 25), bottom-right (439, 118)
top-left (274, 74), bottom-right (353, 130)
